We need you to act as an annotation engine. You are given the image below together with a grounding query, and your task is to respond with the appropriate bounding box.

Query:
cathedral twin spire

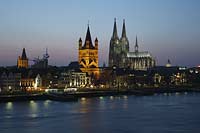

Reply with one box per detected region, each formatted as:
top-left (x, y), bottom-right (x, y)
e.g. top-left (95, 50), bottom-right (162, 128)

top-left (112, 18), bottom-right (127, 40)
top-left (112, 18), bottom-right (139, 53)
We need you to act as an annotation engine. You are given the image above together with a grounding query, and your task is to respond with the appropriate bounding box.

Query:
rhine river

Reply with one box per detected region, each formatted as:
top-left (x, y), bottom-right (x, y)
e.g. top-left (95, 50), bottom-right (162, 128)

top-left (0, 92), bottom-right (200, 133)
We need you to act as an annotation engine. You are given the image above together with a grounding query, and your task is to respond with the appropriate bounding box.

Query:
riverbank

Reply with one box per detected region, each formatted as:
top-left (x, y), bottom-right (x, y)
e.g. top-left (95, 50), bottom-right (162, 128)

top-left (67, 87), bottom-right (200, 98)
top-left (0, 87), bottom-right (200, 102)
top-left (0, 93), bottom-right (77, 102)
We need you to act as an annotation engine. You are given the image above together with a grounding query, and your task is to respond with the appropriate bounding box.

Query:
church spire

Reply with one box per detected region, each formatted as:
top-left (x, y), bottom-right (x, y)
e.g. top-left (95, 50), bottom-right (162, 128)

top-left (83, 24), bottom-right (94, 49)
top-left (112, 18), bottom-right (119, 39)
top-left (121, 19), bottom-right (126, 38)
top-left (85, 25), bottom-right (92, 43)
top-left (135, 36), bottom-right (138, 52)
top-left (21, 48), bottom-right (27, 60)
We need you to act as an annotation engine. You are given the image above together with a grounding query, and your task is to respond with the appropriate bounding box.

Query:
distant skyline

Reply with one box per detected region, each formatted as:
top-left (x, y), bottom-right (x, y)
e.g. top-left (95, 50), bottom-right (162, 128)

top-left (0, 0), bottom-right (200, 67)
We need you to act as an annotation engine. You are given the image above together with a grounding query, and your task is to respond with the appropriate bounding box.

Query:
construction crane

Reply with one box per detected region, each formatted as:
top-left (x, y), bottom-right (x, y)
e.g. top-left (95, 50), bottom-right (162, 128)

top-left (29, 48), bottom-right (50, 68)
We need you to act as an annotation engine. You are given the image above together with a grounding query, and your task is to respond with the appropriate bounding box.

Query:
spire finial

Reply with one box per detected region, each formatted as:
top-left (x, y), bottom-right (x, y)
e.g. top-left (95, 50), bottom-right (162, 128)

top-left (88, 20), bottom-right (90, 27)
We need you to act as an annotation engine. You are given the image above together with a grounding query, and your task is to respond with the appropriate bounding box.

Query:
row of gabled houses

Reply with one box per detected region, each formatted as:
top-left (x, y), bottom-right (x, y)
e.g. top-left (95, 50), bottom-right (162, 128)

top-left (0, 69), bottom-right (43, 92)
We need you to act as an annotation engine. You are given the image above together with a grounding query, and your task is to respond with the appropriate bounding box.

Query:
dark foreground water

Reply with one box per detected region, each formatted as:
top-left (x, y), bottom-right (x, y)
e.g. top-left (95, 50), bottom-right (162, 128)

top-left (0, 92), bottom-right (200, 133)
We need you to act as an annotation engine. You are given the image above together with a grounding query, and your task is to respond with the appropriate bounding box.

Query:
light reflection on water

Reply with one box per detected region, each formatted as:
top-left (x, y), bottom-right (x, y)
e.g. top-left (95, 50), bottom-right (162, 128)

top-left (44, 100), bottom-right (51, 108)
top-left (29, 100), bottom-right (38, 112)
top-left (0, 93), bottom-right (200, 133)
top-left (6, 102), bottom-right (13, 110)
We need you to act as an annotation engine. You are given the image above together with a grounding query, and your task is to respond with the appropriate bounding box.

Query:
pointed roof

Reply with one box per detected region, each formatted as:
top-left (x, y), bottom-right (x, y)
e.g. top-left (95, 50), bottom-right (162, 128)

top-left (83, 25), bottom-right (95, 49)
top-left (112, 18), bottom-right (119, 39)
top-left (136, 36), bottom-right (138, 46)
top-left (79, 37), bottom-right (82, 42)
top-left (121, 19), bottom-right (127, 38)
top-left (21, 48), bottom-right (27, 60)
top-left (95, 37), bottom-right (98, 42)
top-left (135, 36), bottom-right (139, 52)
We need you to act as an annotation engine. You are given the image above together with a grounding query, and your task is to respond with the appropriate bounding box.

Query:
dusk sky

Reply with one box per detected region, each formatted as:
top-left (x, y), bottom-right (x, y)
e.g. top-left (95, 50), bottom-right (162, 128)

top-left (0, 0), bottom-right (200, 67)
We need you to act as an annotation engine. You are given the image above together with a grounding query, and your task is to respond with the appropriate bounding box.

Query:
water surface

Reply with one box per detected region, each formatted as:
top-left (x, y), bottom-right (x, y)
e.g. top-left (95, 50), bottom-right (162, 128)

top-left (0, 92), bottom-right (200, 133)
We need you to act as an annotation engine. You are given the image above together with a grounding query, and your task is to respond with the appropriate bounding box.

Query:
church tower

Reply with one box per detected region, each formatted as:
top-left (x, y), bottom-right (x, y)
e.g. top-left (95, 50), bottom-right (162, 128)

top-left (120, 19), bottom-right (129, 53)
top-left (78, 25), bottom-right (99, 78)
top-left (109, 18), bottom-right (121, 67)
top-left (120, 19), bottom-right (129, 68)
top-left (17, 48), bottom-right (28, 68)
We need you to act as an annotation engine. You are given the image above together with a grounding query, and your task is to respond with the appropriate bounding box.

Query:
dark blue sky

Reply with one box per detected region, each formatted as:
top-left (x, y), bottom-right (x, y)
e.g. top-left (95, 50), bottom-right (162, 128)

top-left (0, 0), bottom-right (200, 67)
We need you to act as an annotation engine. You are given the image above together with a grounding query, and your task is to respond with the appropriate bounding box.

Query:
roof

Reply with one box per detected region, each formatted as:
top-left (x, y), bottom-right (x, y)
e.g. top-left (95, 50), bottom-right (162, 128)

top-left (121, 19), bottom-right (127, 38)
top-left (127, 51), bottom-right (152, 58)
top-left (21, 48), bottom-right (27, 60)
top-left (82, 26), bottom-right (95, 49)
top-left (112, 18), bottom-right (119, 40)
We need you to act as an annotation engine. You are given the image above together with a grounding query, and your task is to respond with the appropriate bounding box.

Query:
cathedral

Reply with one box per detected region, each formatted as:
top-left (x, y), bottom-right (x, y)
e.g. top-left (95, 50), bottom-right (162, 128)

top-left (78, 25), bottom-right (99, 78)
top-left (109, 19), bottom-right (155, 70)
top-left (17, 48), bottom-right (29, 68)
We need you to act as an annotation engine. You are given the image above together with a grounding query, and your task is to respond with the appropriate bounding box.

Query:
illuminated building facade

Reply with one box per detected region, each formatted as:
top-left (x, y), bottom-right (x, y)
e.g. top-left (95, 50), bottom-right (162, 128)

top-left (59, 71), bottom-right (91, 88)
top-left (78, 25), bottom-right (99, 78)
top-left (21, 73), bottom-right (42, 91)
top-left (17, 48), bottom-right (28, 68)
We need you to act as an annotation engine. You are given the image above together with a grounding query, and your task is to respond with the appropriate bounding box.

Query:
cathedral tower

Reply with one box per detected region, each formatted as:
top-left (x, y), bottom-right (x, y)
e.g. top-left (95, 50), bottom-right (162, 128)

top-left (120, 19), bottom-right (129, 54)
top-left (120, 19), bottom-right (129, 68)
top-left (17, 48), bottom-right (28, 68)
top-left (78, 25), bottom-right (99, 78)
top-left (109, 18), bottom-right (129, 68)
top-left (109, 18), bottom-right (121, 67)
